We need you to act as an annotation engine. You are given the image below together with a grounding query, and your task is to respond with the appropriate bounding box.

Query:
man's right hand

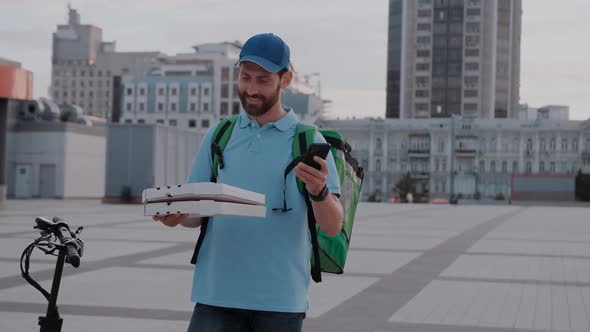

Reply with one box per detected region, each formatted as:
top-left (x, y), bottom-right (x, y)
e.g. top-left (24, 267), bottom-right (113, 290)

top-left (152, 214), bottom-right (188, 227)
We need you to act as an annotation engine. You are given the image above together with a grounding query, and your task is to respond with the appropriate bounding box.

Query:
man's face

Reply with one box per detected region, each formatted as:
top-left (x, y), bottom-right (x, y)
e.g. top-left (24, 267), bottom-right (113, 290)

top-left (237, 61), bottom-right (283, 117)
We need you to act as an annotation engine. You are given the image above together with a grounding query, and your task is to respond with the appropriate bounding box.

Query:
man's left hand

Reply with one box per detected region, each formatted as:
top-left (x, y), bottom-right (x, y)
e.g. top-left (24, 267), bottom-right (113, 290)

top-left (295, 156), bottom-right (328, 196)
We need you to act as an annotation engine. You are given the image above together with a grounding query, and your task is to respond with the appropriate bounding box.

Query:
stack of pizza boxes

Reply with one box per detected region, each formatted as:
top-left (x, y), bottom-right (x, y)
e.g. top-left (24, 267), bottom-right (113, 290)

top-left (143, 183), bottom-right (266, 218)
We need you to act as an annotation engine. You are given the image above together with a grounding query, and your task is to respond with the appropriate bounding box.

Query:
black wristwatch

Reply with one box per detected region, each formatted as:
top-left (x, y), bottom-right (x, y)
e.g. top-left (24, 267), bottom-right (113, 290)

top-left (309, 184), bottom-right (329, 202)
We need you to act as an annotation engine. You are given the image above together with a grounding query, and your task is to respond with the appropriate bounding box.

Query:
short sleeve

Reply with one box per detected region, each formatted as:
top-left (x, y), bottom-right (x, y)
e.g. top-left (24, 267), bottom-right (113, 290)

top-left (186, 127), bottom-right (216, 183)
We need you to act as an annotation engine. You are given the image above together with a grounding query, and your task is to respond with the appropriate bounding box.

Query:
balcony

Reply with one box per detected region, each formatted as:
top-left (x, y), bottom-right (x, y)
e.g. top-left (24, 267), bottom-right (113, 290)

top-left (409, 171), bottom-right (430, 179)
top-left (408, 149), bottom-right (430, 158)
top-left (455, 149), bottom-right (476, 158)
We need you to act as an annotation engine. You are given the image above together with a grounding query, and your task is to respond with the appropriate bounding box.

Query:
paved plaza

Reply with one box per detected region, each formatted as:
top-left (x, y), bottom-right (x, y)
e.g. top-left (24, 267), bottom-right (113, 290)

top-left (1, 199), bottom-right (590, 332)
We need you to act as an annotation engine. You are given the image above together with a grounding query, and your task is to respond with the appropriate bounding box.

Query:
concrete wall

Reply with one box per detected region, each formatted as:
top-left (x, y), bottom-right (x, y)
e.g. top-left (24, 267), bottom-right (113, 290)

top-left (104, 124), bottom-right (201, 202)
top-left (6, 122), bottom-right (106, 198)
top-left (63, 132), bottom-right (106, 198)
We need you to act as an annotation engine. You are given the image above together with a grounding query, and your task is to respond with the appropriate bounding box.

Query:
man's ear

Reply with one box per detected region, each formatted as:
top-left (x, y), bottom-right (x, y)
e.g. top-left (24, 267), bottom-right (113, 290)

top-left (280, 70), bottom-right (293, 90)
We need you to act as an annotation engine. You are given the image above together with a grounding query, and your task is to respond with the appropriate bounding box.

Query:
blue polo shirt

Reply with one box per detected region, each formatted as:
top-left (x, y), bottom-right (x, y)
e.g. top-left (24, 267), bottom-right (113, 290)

top-left (186, 109), bottom-right (340, 313)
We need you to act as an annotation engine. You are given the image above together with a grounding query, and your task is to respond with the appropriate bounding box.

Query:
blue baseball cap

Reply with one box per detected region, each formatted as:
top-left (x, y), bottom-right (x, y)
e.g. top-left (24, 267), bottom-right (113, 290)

top-left (236, 33), bottom-right (290, 73)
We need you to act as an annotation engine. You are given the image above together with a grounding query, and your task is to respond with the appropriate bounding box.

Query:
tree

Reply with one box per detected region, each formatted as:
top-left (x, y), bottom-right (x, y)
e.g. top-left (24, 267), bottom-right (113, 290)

top-left (394, 173), bottom-right (416, 202)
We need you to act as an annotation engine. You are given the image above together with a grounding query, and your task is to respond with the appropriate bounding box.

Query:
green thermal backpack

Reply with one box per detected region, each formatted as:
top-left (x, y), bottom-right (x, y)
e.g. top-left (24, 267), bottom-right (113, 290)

top-left (190, 115), bottom-right (364, 282)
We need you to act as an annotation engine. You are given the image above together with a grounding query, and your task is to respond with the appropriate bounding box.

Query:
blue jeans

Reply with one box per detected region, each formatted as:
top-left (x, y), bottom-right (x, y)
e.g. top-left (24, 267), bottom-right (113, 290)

top-left (187, 303), bottom-right (305, 332)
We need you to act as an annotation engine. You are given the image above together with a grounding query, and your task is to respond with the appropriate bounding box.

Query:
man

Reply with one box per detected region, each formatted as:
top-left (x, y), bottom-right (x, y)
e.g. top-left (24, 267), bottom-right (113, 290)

top-left (153, 33), bottom-right (343, 332)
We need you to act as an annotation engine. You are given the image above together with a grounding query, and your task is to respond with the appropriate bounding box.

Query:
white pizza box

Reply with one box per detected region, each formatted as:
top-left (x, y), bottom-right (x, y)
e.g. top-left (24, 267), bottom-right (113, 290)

top-left (142, 182), bottom-right (265, 206)
top-left (144, 200), bottom-right (267, 218)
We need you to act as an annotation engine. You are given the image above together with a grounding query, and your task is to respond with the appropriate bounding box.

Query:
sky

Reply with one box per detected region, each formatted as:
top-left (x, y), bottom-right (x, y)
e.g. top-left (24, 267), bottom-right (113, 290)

top-left (1, 0), bottom-right (589, 120)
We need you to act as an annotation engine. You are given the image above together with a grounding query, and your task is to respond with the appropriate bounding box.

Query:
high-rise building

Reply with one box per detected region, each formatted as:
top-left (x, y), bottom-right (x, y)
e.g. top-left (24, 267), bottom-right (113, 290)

top-left (386, 0), bottom-right (522, 119)
top-left (49, 6), bottom-right (164, 119)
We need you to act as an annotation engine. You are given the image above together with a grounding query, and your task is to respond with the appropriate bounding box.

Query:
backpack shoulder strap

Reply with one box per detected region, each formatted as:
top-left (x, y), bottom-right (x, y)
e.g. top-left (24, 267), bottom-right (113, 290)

top-left (290, 122), bottom-right (323, 283)
top-left (210, 115), bottom-right (240, 182)
top-left (287, 122), bottom-right (317, 193)
top-left (190, 115), bottom-right (239, 266)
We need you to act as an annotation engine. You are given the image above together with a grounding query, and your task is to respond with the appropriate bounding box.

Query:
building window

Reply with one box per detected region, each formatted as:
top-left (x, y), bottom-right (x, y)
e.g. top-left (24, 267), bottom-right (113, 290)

top-left (550, 162), bottom-right (556, 173)
top-left (191, 87), bottom-right (197, 96)
top-left (140, 88), bottom-right (145, 96)
top-left (171, 88), bottom-right (177, 96)
top-left (561, 138), bottom-right (568, 151)
top-left (221, 84), bottom-right (229, 98)
top-left (190, 103), bottom-right (196, 112)
top-left (416, 77), bottom-right (429, 88)
top-left (232, 102), bottom-right (240, 115)
top-left (169, 119), bottom-right (177, 126)
top-left (512, 161), bottom-right (518, 173)
top-left (435, 159), bottom-right (440, 172)
top-left (416, 63), bottom-right (430, 71)
top-left (550, 138), bottom-right (556, 151)
top-left (464, 90), bottom-right (478, 98)
top-left (203, 87), bottom-right (210, 96)
top-left (479, 160), bottom-right (485, 173)
top-left (159, 88), bottom-right (164, 96)
top-left (158, 103), bottom-right (163, 112)
top-left (156, 119), bottom-right (164, 124)
top-left (442, 159), bottom-right (447, 172)
top-left (127, 88), bottom-right (132, 96)
top-left (415, 90), bottom-right (429, 98)
top-left (188, 119), bottom-right (197, 128)
top-left (464, 103), bottom-right (477, 111)
top-left (539, 161), bottom-right (545, 173)
top-left (415, 103), bottom-right (429, 111)
top-left (417, 23), bottom-right (431, 31)
top-left (137, 119), bottom-right (145, 124)
top-left (221, 67), bottom-right (230, 81)
top-left (464, 76), bottom-right (479, 88)
top-left (466, 22), bottom-right (480, 33)
top-left (465, 36), bottom-right (480, 48)
top-left (126, 103), bottom-right (132, 111)
top-left (465, 49), bottom-right (480, 57)
top-left (416, 50), bottom-right (430, 58)
top-left (526, 161), bottom-right (532, 173)
top-left (139, 103), bottom-right (144, 112)
top-left (203, 103), bottom-right (209, 112)
top-left (490, 161), bottom-right (496, 173)
top-left (573, 139), bottom-right (579, 152)
top-left (466, 8), bottom-right (481, 16)
top-left (202, 119), bottom-right (210, 128)
top-left (124, 119), bottom-right (132, 124)
top-left (502, 161), bottom-right (508, 173)
top-left (417, 9), bottom-right (431, 17)
top-left (540, 138), bottom-right (546, 151)
top-left (220, 103), bottom-right (228, 116)
top-left (465, 62), bottom-right (479, 71)
top-left (81, 70), bottom-right (86, 77)
top-left (170, 103), bottom-right (176, 111)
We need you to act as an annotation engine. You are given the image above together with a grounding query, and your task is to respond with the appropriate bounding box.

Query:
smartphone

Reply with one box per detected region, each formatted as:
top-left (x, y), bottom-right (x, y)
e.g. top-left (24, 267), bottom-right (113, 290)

top-left (302, 143), bottom-right (331, 170)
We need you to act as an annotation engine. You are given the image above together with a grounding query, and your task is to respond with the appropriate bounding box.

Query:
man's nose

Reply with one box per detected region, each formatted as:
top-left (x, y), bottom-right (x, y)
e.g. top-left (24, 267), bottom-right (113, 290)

top-left (245, 83), bottom-right (260, 96)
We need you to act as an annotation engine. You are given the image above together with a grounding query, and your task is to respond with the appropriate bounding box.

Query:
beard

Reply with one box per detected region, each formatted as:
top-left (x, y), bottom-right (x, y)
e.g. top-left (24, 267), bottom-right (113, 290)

top-left (239, 84), bottom-right (281, 117)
